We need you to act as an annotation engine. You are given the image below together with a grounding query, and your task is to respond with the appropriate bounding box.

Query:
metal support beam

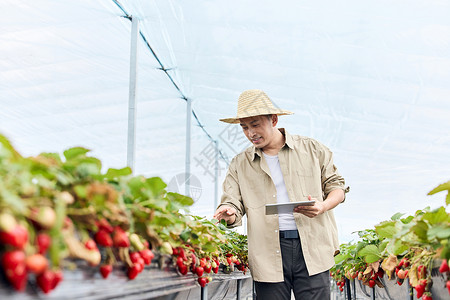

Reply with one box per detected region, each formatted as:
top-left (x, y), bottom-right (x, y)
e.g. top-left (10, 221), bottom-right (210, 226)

top-left (127, 16), bottom-right (139, 171)
top-left (214, 140), bottom-right (219, 211)
top-left (185, 98), bottom-right (192, 197)
top-left (351, 278), bottom-right (356, 300)
top-left (371, 286), bottom-right (376, 300)
top-left (345, 278), bottom-right (351, 300)
top-left (236, 279), bottom-right (241, 300)
top-left (201, 285), bottom-right (208, 300)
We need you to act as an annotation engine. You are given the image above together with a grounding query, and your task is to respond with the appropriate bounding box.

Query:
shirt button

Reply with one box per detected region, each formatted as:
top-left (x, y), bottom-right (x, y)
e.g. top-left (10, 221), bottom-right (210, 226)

top-left (272, 195), bottom-right (276, 198)
top-left (276, 250), bottom-right (280, 254)
top-left (274, 230), bottom-right (278, 233)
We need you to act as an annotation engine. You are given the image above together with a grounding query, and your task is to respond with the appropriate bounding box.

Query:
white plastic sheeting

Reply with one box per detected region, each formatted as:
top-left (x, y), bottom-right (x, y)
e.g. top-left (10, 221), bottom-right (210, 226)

top-left (1, 0), bottom-right (449, 242)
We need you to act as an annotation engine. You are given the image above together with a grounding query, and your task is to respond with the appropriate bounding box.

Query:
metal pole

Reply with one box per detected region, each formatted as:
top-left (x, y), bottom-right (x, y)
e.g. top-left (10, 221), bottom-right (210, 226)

top-left (201, 285), bottom-right (208, 300)
top-left (345, 279), bottom-right (351, 300)
top-left (236, 279), bottom-right (241, 300)
top-left (253, 280), bottom-right (256, 299)
top-left (185, 98), bottom-right (191, 197)
top-left (371, 286), bottom-right (376, 300)
top-left (351, 279), bottom-right (356, 300)
top-left (127, 16), bottom-right (139, 172)
top-left (214, 140), bottom-right (219, 210)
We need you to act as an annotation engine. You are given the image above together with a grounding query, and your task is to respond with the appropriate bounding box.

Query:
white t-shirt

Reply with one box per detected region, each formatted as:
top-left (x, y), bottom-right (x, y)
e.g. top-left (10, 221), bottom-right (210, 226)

top-left (263, 152), bottom-right (297, 231)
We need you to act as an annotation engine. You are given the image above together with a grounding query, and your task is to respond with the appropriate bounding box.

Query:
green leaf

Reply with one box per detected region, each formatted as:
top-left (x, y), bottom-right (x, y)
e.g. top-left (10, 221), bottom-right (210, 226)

top-left (334, 252), bottom-right (351, 264)
top-left (423, 207), bottom-right (449, 225)
top-left (428, 225), bottom-right (450, 240)
top-left (375, 221), bottom-right (397, 239)
top-left (411, 220), bottom-right (429, 241)
top-left (391, 212), bottom-right (405, 221)
top-left (358, 244), bottom-right (381, 262)
top-left (386, 239), bottom-right (408, 256)
top-left (146, 177), bottom-right (167, 198)
top-left (428, 181), bottom-right (450, 196)
top-left (63, 147), bottom-right (90, 161)
top-left (105, 167), bottom-right (132, 179)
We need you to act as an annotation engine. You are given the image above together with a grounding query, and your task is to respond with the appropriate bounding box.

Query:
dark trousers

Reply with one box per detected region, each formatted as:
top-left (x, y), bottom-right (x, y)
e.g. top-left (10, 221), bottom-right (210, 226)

top-left (254, 233), bottom-right (330, 300)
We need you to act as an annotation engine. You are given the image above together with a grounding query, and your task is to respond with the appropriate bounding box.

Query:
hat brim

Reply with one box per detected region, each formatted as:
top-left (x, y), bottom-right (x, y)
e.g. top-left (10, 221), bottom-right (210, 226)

top-left (219, 110), bottom-right (294, 124)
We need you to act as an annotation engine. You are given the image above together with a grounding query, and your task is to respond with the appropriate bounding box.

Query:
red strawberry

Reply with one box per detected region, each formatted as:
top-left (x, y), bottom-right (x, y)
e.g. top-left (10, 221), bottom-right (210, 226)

top-left (37, 269), bottom-right (55, 294)
top-left (422, 294), bottom-right (433, 300)
top-left (213, 266), bottom-right (219, 274)
top-left (1, 250), bottom-right (27, 291)
top-left (439, 259), bottom-right (449, 273)
top-left (172, 247), bottom-right (179, 256)
top-left (178, 264), bottom-right (188, 275)
top-left (84, 239), bottom-right (98, 250)
top-left (139, 249), bottom-right (154, 265)
top-left (176, 256), bottom-right (185, 267)
top-left (446, 280), bottom-right (450, 295)
top-left (226, 257), bottom-right (232, 265)
top-left (415, 284), bottom-right (425, 298)
top-left (200, 257), bottom-right (207, 268)
top-left (178, 248), bottom-right (187, 261)
top-left (129, 251), bottom-right (142, 264)
top-left (0, 224), bottom-right (28, 249)
top-left (25, 254), bottom-right (48, 275)
top-left (204, 263), bottom-right (212, 274)
top-left (368, 280), bottom-right (376, 288)
top-left (198, 277), bottom-right (208, 288)
top-left (52, 270), bottom-right (63, 289)
top-left (36, 233), bottom-right (51, 255)
top-left (100, 264), bottom-right (113, 279)
top-left (397, 280), bottom-right (403, 286)
top-left (196, 266), bottom-right (204, 277)
top-left (112, 227), bottom-right (130, 248)
top-left (127, 265), bottom-right (140, 280)
top-left (94, 229), bottom-right (113, 247)
top-left (97, 219), bottom-right (113, 233)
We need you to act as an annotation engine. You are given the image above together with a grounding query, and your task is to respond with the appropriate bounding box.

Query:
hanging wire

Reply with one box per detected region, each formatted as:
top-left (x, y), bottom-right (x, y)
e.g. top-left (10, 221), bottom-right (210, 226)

top-left (112, 0), bottom-right (229, 165)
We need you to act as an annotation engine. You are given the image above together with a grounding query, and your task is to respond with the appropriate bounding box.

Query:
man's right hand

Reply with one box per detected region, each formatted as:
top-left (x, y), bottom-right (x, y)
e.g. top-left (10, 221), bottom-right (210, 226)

top-left (213, 206), bottom-right (237, 225)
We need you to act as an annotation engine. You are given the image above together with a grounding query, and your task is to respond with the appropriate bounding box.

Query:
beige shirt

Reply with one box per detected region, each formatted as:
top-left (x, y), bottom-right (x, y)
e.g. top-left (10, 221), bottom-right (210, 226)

top-left (218, 129), bottom-right (347, 282)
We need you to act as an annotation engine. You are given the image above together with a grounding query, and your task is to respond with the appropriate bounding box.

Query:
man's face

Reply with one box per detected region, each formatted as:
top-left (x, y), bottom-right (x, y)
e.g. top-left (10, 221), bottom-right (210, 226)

top-left (239, 115), bottom-right (276, 149)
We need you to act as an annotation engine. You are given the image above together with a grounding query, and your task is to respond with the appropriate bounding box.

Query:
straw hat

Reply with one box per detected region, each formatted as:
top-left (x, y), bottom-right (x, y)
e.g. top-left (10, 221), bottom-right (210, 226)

top-left (219, 89), bottom-right (294, 124)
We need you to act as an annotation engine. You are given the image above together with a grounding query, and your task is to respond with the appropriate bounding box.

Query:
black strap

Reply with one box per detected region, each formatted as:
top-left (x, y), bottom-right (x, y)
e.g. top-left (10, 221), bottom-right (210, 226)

top-left (279, 230), bottom-right (299, 239)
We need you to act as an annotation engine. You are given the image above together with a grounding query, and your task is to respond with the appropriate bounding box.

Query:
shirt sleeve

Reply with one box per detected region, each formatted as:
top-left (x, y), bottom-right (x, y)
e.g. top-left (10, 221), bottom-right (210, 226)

top-left (316, 142), bottom-right (348, 200)
top-left (217, 157), bottom-right (245, 228)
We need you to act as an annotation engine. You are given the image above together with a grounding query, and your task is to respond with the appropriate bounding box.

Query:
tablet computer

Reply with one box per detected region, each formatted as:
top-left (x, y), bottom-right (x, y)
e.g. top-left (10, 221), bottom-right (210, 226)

top-left (265, 200), bottom-right (315, 215)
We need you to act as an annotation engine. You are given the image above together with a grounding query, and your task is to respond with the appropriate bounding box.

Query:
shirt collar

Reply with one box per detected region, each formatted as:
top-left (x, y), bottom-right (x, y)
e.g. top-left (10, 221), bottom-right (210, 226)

top-left (250, 128), bottom-right (294, 161)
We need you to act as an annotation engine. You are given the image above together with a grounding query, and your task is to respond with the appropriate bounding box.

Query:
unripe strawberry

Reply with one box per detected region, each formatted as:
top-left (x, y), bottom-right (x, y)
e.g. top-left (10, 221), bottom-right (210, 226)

top-left (26, 254), bottom-right (48, 275)
top-left (35, 207), bottom-right (56, 229)
top-left (160, 242), bottom-right (173, 255)
top-left (0, 213), bottom-right (17, 232)
top-left (129, 233), bottom-right (144, 251)
top-left (397, 269), bottom-right (407, 279)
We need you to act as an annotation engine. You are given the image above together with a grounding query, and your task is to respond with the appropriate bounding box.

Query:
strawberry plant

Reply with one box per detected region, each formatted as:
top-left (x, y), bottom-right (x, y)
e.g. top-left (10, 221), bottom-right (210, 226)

top-left (331, 180), bottom-right (450, 298)
top-left (0, 133), bottom-right (249, 294)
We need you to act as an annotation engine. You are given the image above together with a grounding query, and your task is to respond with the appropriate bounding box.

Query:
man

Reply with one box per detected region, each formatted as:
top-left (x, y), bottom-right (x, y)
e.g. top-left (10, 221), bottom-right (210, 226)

top-left (213, 89), bottom-right (348, 300)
